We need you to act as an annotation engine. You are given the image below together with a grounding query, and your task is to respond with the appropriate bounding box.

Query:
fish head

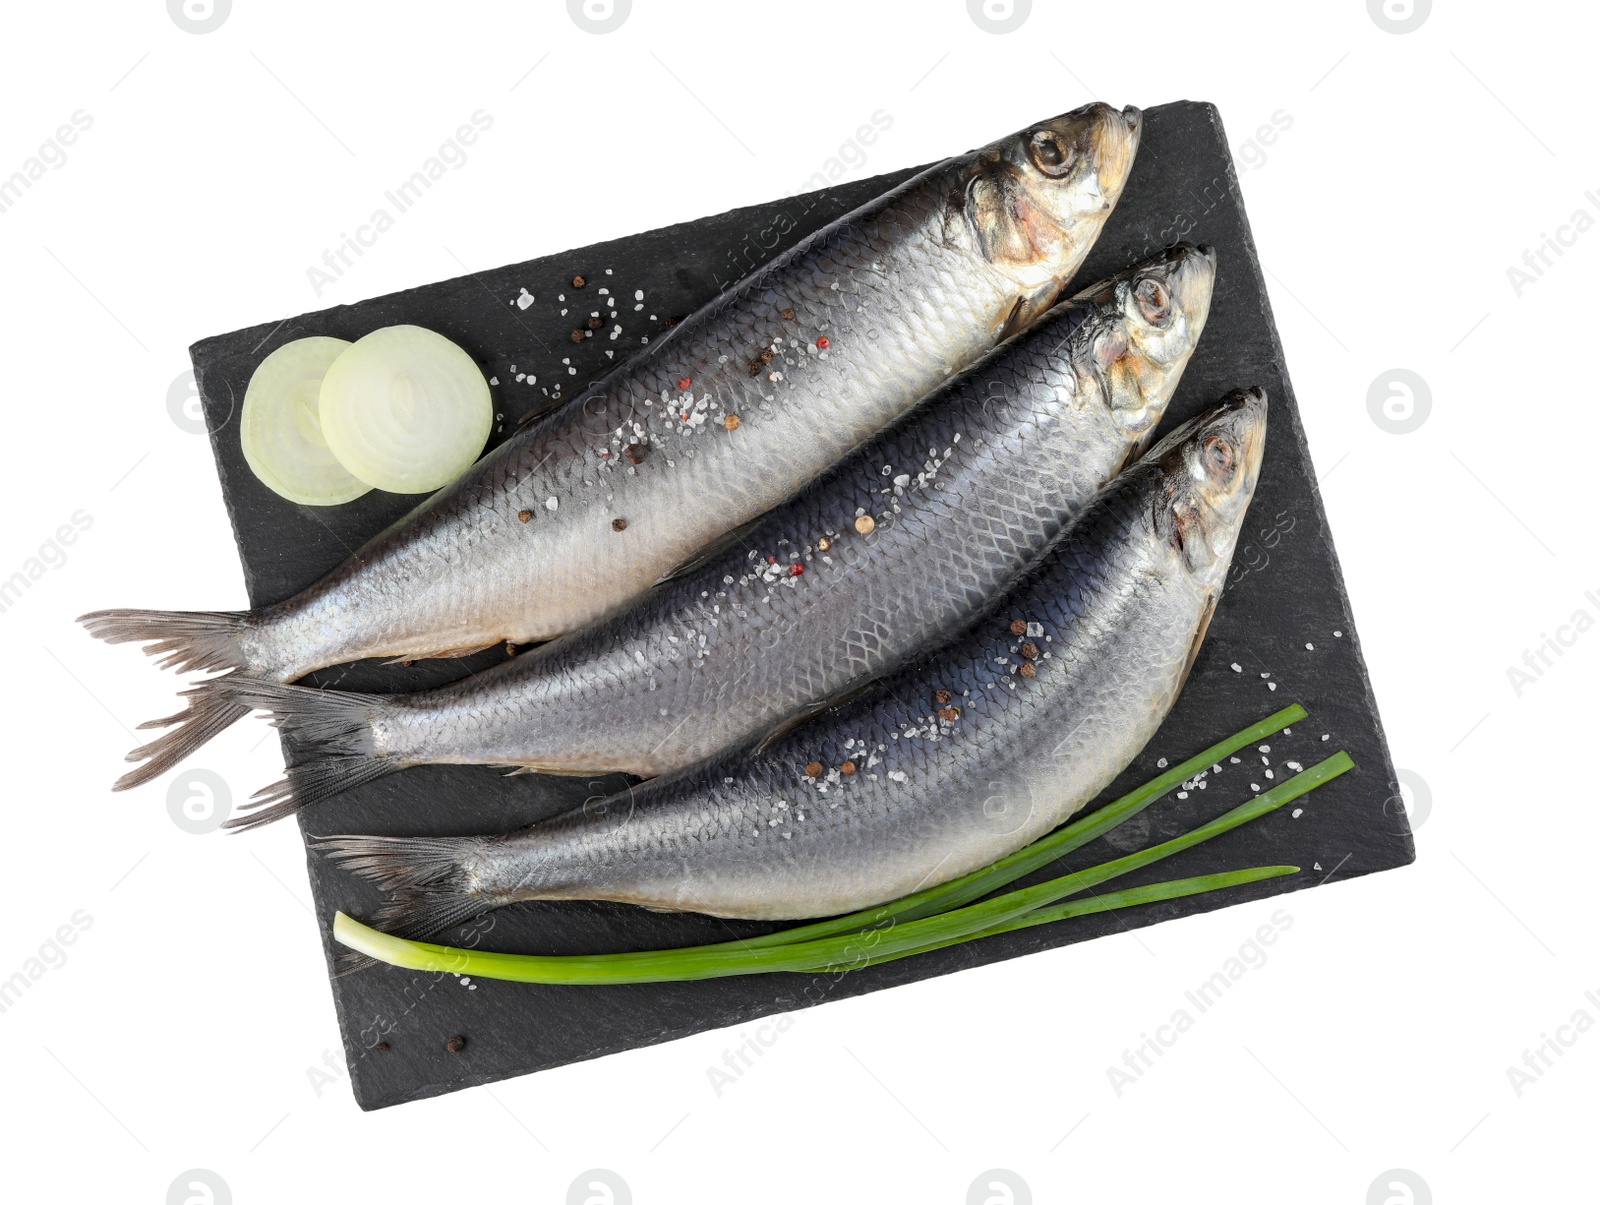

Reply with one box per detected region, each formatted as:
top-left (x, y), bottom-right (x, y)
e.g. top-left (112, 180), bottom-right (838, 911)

top-left (1072, 242), bottom-right (1217, 447)
top-left (1149, 387), bottom-right (1268, 588)
top-left (965, 103), bottom-right (1142, 295)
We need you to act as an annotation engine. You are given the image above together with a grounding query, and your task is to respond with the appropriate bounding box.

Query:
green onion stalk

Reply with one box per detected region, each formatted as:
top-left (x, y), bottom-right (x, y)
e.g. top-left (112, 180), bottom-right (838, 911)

top-left (333, 705), bottom-right (1348, 986)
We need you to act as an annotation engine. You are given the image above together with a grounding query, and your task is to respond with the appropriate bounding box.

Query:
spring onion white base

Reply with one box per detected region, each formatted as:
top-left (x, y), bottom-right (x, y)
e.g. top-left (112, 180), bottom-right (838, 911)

top-left (318, 324), bottom-right (492, 494)
top-left (239, 336), bottom-right (372, 506)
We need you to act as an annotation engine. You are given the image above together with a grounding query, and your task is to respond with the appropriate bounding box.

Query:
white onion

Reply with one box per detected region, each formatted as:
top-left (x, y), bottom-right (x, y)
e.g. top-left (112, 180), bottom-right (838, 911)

top-left (239, 336), bottom-right (372, 506)
top-left (318, 325), bottom-right (492, 494)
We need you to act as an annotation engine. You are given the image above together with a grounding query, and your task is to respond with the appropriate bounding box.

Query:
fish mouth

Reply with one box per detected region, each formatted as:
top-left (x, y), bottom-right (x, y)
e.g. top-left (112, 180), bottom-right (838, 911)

top-left (1164, 242), bottom-right (1218, 335)
top-left (1154, 241), bottom-right (1217, 288)
top-left (1202, 384), bottom-right (1267, 420)
top-left (1121, 105), bottom-right (1144, 146)
top-left (1102, 104), bottom-right (1142, 176)
top-left (1089, 103), bottom-right (1141, 191)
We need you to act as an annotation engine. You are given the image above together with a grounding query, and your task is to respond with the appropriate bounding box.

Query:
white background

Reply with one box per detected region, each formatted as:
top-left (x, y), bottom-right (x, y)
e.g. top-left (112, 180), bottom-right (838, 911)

top-left (1, 1), bottom-right (1593, 1202)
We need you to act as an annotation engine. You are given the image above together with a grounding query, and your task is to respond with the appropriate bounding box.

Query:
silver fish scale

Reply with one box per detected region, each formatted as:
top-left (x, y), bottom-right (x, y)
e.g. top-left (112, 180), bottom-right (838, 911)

top-left (473, 466), bottom-right (1211, 921)
top-left (248, 159), bottom-right (1037, 680)
top-left (381, 302), bottom-right (1144, 777)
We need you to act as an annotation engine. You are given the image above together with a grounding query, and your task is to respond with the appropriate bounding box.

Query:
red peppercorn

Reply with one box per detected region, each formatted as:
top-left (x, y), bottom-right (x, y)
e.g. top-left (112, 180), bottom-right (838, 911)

top-left (677, 377), bottom-right (692, 391)
top-left (790, 563), bottom-right (804, 576)
top-left (816, 336), bottom-right (830, 349)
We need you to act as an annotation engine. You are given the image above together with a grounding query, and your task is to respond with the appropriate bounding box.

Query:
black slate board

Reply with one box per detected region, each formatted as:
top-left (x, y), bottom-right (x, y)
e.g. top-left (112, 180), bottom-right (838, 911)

top-left (190, 101), bottom-right (1413, 1110)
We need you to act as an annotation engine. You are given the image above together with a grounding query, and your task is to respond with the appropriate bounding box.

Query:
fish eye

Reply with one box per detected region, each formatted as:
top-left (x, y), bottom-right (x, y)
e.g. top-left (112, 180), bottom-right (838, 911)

top-left (1134, 277), bottom-right (1171, 325)
top-left (1202, 435), bottom-right (1234, 475)
top-left (1028, 131), bottom-right (1074, 177)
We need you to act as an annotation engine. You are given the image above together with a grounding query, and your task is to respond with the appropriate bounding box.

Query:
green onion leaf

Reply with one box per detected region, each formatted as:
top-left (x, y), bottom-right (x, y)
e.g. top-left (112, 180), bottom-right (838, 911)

top-left (827, 865), bottom-right (1301, 972)
top-left (332, 748), bottom-right (1350, 986)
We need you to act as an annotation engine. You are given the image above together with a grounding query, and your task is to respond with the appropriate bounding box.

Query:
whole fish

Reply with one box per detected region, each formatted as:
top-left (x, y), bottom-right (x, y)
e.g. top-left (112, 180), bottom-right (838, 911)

top-left (220, 244), bottom-right (1216, 827)
top-left (83, 102), bottom-right (1142, 790)
top-left (319, 389), bottom-right (1266, 938)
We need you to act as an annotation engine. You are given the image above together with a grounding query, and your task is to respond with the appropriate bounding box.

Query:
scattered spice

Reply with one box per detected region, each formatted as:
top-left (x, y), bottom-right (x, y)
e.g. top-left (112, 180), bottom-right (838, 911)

top-left (569, 328), bottom-right (586, 344)
top-left (571, 274), bottom-right (586, 288)
top-left (934, 688), bottom-right (953, 705)
top-left (374, 1041), bottom-right (390, 1052)
top-left (1009, 619), bottom-right (1028, 636)
top-left (789, 563), bottom-right (804, 577)
top-left (1019, 641), bottom-right (1039, 660)
top-left (723, 414), bottom-right (741, 431)
top-left (612, 518), bottom-right (628, 532)
top-left (677, 377), bottom-right (692, 391)
top-left (805, 761), bottom-right (824, 778)
top-left (854, 515), bottom-right (875, 535)
top-left (1019, 662), bottom-right (1037, 679)
top-left (624, 443), bottom-right (648, 464)
top-left (816, 536), bottom-right (831, 552)
top-left (517, 509), bottom-right (532, 523)
top-left (748, 347), bottom-right (774, 375)
top-left (505, 642), bottom-right (517, 657)
top-left (586, 315), bottom-right (604, 330)
top-left (841, 760), bottom-right (856, 775)
top-left (937, 707), bottom-right (960, 722)
top-left (780, 307), bottom-right (796, 320)
top-left (816, 336), bottom-right (830, 349)
top-left (446, 1035), bottom-right (466, 1053)
top-left (662, 315), bottom-right (682, 328)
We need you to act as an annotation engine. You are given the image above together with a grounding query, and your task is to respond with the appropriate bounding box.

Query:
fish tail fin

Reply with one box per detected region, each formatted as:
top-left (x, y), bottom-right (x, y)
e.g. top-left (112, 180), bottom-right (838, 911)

top-left (78, 608), bottom-right (254, 676)
top-left (214, 680), bottom-right (400, 830)
top-left (313, 833), bottom-right (492, 973)
top-left (113, 677), bottom-right (254, 791)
